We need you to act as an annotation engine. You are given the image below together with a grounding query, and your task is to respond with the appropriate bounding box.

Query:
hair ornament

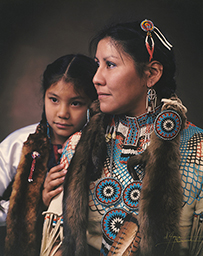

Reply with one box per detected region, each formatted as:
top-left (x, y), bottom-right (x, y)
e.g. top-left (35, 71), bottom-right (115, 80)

top-left (28, 151), bottom-right (40, 182)
top-left (140, 19), bottom-right (154, 62)
top-left (140, 19), bottom-right (173, 61)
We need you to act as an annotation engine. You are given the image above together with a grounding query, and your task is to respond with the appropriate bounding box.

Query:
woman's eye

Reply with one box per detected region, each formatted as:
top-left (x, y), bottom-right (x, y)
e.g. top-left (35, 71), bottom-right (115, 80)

top-left (95, 59), bottom-right (100, 67)
top-left (106, 61), bottom-right (116, 68)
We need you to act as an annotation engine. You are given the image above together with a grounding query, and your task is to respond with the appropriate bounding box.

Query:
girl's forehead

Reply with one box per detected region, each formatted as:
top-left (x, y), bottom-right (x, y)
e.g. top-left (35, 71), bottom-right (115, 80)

top-left (48, 80), bottom-right (74, 94)
top-left (46, 81), bottom-right (89, 100)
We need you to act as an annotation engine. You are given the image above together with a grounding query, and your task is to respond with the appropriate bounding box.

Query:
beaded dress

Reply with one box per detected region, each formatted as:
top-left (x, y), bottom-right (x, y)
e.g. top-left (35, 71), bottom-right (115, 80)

top-left (42, 104), bottom-right (203, 256)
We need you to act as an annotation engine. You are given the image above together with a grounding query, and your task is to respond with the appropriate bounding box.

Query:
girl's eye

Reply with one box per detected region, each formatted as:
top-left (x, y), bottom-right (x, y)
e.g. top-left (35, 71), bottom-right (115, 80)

top-left (106, 61), bottom-right (116, 68)
top-left (50, 97), bottom-right (58, 103)
top-left (71, 101), bottom-right (82, 107)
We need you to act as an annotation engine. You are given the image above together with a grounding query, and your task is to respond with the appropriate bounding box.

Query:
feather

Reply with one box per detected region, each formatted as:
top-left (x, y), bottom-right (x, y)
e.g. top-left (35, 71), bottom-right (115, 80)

top-left (108, 213), bottom-right (140, 256)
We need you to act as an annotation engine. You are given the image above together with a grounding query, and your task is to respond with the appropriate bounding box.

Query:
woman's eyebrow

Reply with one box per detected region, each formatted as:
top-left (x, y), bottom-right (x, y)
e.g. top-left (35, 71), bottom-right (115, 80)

top-left (95, 55), bottom-right (119, 60)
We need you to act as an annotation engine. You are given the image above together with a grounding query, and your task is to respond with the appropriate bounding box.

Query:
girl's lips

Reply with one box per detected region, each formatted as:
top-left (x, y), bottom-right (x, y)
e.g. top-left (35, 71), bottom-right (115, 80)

top-left (55, 123), bottom-right (72, 129)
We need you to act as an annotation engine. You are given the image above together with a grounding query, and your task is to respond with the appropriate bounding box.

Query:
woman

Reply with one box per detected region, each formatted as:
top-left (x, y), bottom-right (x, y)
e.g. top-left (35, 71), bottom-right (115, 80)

top-left (2, 54), bottom-right (98, 256)
top-left (48, 20), bottom-right (203, 256)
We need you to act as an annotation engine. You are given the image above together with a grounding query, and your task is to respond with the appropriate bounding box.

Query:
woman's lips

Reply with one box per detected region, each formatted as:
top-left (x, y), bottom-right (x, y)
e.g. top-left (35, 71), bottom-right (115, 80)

top-left (97, 92), bottom-right (111, 99)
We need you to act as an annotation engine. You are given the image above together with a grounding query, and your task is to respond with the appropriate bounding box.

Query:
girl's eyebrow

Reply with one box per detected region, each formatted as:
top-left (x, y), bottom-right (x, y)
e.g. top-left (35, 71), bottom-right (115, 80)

top-left (47, 91), bottom-right (86, 100)
top-left (46, 92), bottom-right (58, 97)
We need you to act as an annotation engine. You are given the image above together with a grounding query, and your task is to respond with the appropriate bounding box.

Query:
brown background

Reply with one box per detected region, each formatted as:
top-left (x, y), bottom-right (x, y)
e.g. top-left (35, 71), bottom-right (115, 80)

top-left (0, 0), bottom-right (203, 142)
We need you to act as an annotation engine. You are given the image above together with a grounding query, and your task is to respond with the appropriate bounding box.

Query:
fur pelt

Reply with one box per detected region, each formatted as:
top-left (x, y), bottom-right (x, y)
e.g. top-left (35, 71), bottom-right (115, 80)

top-left (5, 124), bottom-right (50, 256)
top-left (62, 100), bottom-right (110, 256)
top-left (127, 95), bottom-right (187, 256)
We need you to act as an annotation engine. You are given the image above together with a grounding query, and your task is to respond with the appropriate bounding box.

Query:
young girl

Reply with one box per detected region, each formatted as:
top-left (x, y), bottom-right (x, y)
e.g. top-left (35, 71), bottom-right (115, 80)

top-left (1, 54), bottom-right (97, 256)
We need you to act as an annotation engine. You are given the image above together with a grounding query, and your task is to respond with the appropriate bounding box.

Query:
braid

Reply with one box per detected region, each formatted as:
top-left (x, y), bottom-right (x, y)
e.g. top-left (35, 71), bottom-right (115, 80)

top-left (40, 106), bottom-right (47, 127)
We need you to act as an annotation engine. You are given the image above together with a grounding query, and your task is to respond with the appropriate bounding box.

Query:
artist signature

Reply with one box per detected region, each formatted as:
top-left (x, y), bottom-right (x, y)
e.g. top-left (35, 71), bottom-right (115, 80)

top-left (156, 232), bottom-right (203, 253)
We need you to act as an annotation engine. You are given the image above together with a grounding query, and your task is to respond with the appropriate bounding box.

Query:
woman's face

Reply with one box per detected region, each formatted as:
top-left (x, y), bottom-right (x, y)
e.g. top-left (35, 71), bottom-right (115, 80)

top-left (93, 37), bottom-right (148, 116)
top-left (45, 79), bottom-right (91, 145)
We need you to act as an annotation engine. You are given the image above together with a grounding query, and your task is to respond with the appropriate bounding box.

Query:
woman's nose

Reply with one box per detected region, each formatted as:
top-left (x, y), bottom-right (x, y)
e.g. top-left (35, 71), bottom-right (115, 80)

top-left (93, 67), bottom-right (105, 86)
top-left (58, 104), bottom-right (70, 119)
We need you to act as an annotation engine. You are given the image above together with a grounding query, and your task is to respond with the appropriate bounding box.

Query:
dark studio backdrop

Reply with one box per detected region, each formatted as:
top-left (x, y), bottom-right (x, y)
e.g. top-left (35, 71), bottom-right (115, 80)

top-left (0, 0), bottom-right (203, 142)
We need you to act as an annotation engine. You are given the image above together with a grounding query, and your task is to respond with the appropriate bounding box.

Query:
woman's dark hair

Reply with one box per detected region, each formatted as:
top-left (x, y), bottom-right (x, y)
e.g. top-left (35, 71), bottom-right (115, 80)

top-left (41, 54), bottom-right (98, 124)
top-left (90, 20), bottom-right (176, 99)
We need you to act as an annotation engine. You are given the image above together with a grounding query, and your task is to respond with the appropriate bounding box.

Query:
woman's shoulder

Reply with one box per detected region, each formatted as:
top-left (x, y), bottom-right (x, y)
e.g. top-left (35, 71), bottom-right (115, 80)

top-left (180, 121), bottom-right (203, 159)
top-left (179, 121), bottom-right (203, 204)
top-left (63, 131), bottom-right (82, 151)
top-left (179, 121), bottom-right (203, 172)
top-left (61, 131), bottom-right (82, 168)
top-left (181, 121), bottom-right (203, 139)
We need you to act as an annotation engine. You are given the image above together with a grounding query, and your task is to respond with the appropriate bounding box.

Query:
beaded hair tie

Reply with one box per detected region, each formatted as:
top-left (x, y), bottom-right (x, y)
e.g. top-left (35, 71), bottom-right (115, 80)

top-left (28, 151), bottom-right (40, 182)
top-left (140, 19), bottom-right (173, 62)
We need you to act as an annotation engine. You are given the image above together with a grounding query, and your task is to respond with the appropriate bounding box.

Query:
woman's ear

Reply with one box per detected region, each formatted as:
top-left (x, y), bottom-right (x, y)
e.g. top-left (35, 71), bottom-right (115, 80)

top-left (146, 61), bottom-right (163, 88)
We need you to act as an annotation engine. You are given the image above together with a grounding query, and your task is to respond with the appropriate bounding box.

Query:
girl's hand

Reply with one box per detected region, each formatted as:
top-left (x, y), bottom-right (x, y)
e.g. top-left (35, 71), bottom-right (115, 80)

top-left (42, 163), bottom-right (67, 207)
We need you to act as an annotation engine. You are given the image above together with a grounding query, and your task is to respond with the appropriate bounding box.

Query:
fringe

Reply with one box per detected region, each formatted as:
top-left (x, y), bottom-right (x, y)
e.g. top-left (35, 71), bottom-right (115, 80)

top-left (189, 213), bottom-right (203, 256)
top-left (40, 213), bottom-right (63, 256)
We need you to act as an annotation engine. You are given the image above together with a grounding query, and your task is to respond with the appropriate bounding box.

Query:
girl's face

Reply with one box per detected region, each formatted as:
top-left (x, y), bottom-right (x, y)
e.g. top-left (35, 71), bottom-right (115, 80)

top-left (93, 37), bottom-right (148, 116)
top-left (45, 79), bottom-right (91, 145)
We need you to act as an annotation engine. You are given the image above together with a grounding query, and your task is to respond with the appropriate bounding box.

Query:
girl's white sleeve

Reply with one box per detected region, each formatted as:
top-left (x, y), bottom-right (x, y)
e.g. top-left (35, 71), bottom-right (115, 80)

top-left (0, 123), bottom-right (38, 226)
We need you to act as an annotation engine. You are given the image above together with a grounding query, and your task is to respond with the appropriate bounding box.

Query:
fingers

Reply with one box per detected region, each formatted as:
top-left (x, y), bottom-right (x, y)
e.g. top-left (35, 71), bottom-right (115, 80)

top-left (44, 185), bottom-right (63, 204)
top-left (42, 163), bottom-right (67, 207)
top-left (44, 164), bottom-right (67, 187)
top-left (58, 148), bottom-right (63, 155)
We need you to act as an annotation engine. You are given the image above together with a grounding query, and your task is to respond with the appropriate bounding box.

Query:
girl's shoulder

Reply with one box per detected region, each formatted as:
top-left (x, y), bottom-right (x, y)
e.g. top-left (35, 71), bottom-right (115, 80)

top-left (0, 123), bottom-right (39, 148)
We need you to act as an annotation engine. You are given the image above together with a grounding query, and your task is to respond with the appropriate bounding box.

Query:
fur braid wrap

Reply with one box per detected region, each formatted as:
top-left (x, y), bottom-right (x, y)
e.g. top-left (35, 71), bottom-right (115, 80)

top-left (62, 100), bottom-right (109, 256)
top-left (128, 95), bottom-right (187, 256)
top-left (5, 124), bottom-right (50, 256)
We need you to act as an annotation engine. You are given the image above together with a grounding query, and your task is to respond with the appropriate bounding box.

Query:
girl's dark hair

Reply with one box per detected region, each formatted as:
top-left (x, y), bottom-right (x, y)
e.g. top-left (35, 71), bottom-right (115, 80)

top-left (42, 54), bottom-right (97, 100)
top-left (90, 20), bottom-right (176, 99)
top-left (41, 54), bottom-right (98, 124)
